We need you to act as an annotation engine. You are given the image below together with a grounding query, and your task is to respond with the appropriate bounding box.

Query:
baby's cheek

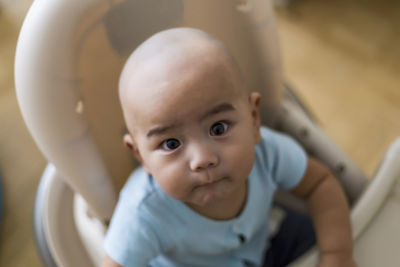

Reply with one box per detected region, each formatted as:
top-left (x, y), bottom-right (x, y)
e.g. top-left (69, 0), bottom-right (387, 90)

top-left (225, 142), bottom-right (255, 177)
top-left (153, 162), bottom-right (190, 199)
top-left (228, 142), bottom-right (253, 163)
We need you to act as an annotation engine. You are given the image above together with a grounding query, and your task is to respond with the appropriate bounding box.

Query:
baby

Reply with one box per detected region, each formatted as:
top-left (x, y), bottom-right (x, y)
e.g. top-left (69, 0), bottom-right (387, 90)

top-left (102, 28), bottom-right (357, 267)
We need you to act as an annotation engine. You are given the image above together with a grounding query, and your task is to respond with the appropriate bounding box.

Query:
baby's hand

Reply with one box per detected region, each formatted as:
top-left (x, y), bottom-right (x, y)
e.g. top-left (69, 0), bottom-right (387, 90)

top-left (318, 251), bottom-right (357, 267)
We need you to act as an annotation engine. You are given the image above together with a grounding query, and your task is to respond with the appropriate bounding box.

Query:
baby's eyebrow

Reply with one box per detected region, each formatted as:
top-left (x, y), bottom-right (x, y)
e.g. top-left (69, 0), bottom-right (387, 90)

top-left (200, 102), bottom-right (235, 122)
top-left (146, 124), bottom-right (177, 138)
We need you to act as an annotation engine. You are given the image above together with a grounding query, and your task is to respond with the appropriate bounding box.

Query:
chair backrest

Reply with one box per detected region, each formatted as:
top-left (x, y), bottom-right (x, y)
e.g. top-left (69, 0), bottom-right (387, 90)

top-left (15, 0), bottom-right (282, 221)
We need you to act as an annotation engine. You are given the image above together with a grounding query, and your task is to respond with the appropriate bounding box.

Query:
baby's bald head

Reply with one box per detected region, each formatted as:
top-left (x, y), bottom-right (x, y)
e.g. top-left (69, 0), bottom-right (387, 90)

top-left (119, 28), bottom-right (248, 134)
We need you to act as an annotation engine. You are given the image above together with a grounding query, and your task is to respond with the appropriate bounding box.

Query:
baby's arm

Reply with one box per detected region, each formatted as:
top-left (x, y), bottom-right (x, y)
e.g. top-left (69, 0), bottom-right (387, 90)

top-left (290, 157), bottom-right (357, 267)
top-left (101, 254), bottom-right (123, 267)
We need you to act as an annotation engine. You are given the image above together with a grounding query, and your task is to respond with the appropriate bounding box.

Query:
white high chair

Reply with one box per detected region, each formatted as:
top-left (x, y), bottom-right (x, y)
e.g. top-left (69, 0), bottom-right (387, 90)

top-left (14, 0), bottom-right (400, 266)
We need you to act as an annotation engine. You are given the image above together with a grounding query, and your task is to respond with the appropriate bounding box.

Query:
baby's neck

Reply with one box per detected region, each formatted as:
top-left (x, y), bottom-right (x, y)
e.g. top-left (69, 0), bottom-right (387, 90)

top-left (186, 181), bottom-right (248, 221)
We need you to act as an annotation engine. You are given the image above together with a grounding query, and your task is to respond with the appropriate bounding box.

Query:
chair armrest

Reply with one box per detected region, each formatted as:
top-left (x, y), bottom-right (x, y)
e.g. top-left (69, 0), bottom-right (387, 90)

top-left (351, 137), bottom-right (400, 239)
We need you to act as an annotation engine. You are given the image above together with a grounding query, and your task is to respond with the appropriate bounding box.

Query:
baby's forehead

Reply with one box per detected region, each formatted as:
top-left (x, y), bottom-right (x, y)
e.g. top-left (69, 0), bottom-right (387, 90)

top-left (124, 52), bottom-right (238, 106)
top-left (122, 43), bottom-right (236, 96)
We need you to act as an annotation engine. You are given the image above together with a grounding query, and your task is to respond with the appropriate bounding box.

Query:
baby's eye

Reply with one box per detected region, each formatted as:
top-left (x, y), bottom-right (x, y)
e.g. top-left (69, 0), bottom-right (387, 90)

top-left (210, 121), bottom-right (229, 136)
top-left (162, 138), bottom-right (181, 151)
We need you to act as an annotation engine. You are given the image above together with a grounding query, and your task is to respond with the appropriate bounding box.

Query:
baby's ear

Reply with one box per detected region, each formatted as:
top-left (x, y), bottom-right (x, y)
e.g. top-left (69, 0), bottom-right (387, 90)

top-left (123, 134), bottom-right (151, 174)
top-left (249, 92), bottom-right (261, 143)
top-left (123, 134), bottom-right (143, 163)
top-left (123, 133), bottom-right (135, 151)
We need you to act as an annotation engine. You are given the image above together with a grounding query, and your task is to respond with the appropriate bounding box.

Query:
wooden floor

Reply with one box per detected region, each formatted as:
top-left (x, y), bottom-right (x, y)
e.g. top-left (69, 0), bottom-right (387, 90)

top-left (276, 0), bottom-right (400, 177)
top-left (0, 0), bottom-right (399, 266)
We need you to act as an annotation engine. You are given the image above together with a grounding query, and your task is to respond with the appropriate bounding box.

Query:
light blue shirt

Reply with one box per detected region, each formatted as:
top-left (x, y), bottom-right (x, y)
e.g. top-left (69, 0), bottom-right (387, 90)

top-left (104, 127), bottom-right (307, 267)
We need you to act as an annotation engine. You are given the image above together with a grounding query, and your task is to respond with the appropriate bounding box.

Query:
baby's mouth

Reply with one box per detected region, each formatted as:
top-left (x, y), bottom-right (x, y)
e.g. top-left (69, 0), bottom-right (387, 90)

top-left (193, 176), bottom-right (227, 190)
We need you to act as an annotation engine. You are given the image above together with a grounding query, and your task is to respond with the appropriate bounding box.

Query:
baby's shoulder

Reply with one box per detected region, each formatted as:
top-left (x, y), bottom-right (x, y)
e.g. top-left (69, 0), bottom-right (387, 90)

top-left (256, 126), bottom-right (282, 158)
top-left (118, 167), bottom-right (158, 210)
top-left (259, 126), bottom-right (285, 145)
top-left (117, 168), bottom-right (179, 224)
top-left (257, 126), bottom-right (300, 155)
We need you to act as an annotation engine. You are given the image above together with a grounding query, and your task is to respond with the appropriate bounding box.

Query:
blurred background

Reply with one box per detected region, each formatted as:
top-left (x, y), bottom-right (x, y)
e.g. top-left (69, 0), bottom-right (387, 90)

top-left (0, 0), bottom-right (399, 266)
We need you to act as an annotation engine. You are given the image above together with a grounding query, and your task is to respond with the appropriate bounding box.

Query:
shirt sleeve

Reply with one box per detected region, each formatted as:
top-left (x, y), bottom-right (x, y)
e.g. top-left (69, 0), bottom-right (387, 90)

top-left (258, 127), bottom-right (308, 190)
top-left (104, 197), bottom-right (161, 267)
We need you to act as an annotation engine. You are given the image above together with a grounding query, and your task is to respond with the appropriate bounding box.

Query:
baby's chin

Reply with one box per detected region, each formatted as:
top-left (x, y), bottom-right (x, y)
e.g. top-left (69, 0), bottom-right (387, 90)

top-left (188, 178), bottom-right (234, 206)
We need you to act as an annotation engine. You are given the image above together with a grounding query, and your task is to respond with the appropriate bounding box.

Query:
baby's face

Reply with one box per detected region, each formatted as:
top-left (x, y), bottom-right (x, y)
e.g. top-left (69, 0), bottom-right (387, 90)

top-left (120, 28), bottom-right (261, 212)
top-left (123, 60), bottom-right (261, 211)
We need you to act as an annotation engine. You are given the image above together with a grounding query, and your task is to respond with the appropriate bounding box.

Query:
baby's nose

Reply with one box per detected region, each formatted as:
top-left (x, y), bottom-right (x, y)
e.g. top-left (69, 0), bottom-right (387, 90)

top-left (189, 144), bottom-right (219, 172)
